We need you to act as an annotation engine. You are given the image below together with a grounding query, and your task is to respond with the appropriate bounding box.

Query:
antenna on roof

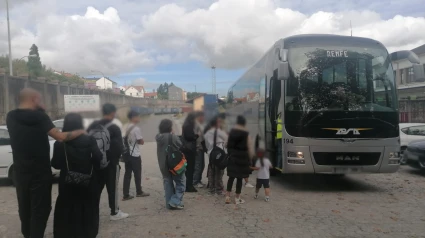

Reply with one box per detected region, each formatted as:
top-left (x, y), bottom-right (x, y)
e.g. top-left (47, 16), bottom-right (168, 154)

top-left (350, 20), bottom-right (353, 37)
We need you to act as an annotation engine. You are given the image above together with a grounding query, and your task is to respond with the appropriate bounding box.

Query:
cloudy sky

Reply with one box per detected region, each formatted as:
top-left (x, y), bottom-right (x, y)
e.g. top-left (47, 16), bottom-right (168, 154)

top-left (1, 0), bottom-right (425, 95)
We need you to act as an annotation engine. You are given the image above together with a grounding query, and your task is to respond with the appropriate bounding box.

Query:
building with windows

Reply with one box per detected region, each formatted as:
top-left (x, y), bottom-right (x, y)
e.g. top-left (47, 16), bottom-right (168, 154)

top-left (93, 77), bottom-right (117, 90)
top-left (120, 86), bottom-right (145, 98)
top-left (168, 85), bottom-right (184, 100)
top-left (391, 44), bottom-right (425, 122)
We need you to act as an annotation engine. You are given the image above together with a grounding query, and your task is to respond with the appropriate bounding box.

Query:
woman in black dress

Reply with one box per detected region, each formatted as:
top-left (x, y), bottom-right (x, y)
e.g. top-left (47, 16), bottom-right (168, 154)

top-left (225, 115), bottom-right (254, 204)
top-left (181, 112), bottom-right (199, 192)
top-left (51, 113), bottom-right (102, 238)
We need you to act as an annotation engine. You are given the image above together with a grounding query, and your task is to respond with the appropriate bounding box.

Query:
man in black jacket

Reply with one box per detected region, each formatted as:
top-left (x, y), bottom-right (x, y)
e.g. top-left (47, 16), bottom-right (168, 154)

top-left (7, 88), bottom-right (86, 238)
top-left (88, 103), bottom-right (128, 221)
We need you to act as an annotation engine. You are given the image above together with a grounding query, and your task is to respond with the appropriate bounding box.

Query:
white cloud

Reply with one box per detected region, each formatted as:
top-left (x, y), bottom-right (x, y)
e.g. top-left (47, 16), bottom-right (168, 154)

top-left (142, 0), bottom-right (425, 69)
top-left (1, 5), bottom-right (152, 75)
top-left (1, 0), bottom-right (425, 75)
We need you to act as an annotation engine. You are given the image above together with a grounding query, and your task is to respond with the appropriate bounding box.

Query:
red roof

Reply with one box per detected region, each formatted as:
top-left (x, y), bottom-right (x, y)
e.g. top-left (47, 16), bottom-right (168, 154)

top-left (144, 92), bottom-right (157, 97)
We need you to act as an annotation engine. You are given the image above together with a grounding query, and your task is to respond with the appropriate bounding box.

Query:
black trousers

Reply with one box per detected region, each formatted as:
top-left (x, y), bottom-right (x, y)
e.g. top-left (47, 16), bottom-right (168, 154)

top-left (15, 170), bottom-right (52, 238)
top-left (227, 177), bottom-right (243, 194)
top-left (123, 155), bottom-right (142, 197)
top-left (184, 150), bottom-right (196, 189)
top-left (98, 163), bottom-right (120, 216)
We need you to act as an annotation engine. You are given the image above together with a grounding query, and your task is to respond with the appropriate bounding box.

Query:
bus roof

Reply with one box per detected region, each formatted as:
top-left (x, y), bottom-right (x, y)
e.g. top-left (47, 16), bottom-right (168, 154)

top-left (282, 34), bottom-right (386, 49)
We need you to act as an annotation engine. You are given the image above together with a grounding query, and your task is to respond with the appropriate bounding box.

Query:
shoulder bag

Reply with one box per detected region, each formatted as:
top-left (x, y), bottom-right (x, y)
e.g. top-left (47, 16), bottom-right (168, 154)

top-left (64, 144), bottom-right (92, 187)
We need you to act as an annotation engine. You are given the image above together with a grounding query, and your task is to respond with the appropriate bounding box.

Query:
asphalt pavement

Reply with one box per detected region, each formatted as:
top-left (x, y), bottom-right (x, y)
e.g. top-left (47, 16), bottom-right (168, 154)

top-left (1, 114), bottom-right (425, 237)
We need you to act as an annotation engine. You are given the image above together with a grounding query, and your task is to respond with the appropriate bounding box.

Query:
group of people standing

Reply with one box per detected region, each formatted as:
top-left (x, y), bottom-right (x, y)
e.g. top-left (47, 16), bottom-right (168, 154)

top-left (155, 111), bottom-right (273, 209)
top-left (6, 88), bottom-right (149, 238)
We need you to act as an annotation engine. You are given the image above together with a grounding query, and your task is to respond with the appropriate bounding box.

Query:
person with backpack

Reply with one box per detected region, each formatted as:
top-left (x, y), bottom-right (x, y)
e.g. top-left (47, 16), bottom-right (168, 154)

top-left (225, 115), bottom-right (254, 204)
top-left (156, 119), bottom-right (186, 209)
top-left (193, 111), bottom-right (206, 188)
top-left (51, 113), bottom-right (103, 238)
top-left (181, 112), bottom-right (199, 192)
top-left (122, 110), bottom-right (150, 200)
top-left (87, 103), bottom-right (128, 221)
top-left (204, 115), bottom-right (228, 195)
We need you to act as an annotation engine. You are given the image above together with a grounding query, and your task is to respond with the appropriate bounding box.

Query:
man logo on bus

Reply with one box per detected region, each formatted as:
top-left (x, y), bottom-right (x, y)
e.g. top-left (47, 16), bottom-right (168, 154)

top-left (323, 128), bottom-right (372, 135)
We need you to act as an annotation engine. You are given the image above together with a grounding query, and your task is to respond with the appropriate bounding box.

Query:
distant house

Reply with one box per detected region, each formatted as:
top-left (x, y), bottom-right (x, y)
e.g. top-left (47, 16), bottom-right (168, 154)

top-left (121, 86), bottom-right (145, 98)
top-left (144, 92), bottom-right (158, 99)
top-left (168, 85), bottom-right (184, 100)
top-left (95, 77), bottom-right (117, 90)
top-left (246, 92), bottom-right (260, 102)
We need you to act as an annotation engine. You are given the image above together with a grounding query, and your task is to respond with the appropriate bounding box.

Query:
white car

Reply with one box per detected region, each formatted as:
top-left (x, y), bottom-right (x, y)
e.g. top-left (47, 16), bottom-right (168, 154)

top-left (0, 125), bottom-right (58, 183)
top-left (399, 123), bottom-right (425, 164)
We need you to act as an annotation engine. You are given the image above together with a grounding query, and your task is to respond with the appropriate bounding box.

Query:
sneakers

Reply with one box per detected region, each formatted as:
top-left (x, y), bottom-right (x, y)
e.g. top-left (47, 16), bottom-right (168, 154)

top-left (110, 210), bottom-right (129, 221)
top-left (245, 183), bottom-right (255, 188)
top-left (122, 195), bottom-right (134, 201)
top-left (195, 183), bottom-right (204, 188)
top-left (136, 191), bottom-right (150, 197)
top-left (265, 197), bottom-right (270, 202)
top-left (235, 197), bottom-right (245, 205)
top-left (254, 194), bottom-right (258, 199)
top-left (169, 203), bottom-right (184, 210)
top-left (225, 196), bottom-right (231, 204)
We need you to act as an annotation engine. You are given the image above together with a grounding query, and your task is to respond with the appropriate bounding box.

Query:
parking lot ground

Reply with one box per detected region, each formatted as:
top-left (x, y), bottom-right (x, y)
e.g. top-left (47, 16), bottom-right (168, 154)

top-left (1, 115), bottom-right (425, 237)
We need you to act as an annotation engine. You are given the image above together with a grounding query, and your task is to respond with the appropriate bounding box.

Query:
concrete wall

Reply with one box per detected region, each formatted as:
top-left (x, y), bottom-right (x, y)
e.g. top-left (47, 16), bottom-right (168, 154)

top-left (0, 74), bottom-right (190, 124)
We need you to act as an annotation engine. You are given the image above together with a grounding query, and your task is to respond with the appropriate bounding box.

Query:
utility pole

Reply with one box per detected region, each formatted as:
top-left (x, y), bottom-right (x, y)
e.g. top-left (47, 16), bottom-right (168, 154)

top-left (211, 65), bottom-right (216, 94)
top-left (6, 0), bottom-right (13, 76)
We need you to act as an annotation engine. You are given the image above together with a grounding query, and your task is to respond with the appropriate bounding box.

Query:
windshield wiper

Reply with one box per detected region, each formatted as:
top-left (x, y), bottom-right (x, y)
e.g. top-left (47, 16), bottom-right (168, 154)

top-left (303, 112), bottom-right (324, 127)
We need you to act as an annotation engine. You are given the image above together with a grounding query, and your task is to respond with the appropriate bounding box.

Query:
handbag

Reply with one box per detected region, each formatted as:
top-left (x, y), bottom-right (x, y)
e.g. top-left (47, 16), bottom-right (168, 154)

top-left (64, 144), bottom-right (92, 187)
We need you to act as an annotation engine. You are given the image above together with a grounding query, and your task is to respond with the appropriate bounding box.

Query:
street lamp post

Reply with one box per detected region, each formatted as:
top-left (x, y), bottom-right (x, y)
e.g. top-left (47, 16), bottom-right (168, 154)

top-left (6, 0), bottom-right (13, 76)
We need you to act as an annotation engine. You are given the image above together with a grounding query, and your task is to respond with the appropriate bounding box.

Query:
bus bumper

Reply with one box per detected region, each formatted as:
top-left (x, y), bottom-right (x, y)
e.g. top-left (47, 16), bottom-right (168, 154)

top-left (282, 145), bottom-right (400, 174)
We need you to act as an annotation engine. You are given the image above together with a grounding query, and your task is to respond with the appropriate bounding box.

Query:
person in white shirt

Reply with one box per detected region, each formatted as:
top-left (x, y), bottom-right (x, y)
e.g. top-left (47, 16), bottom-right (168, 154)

top-left (204, 115), bottom-right (228, 195)
top-left (252, 148), bottom-right (273, 202)
top-left (123, 110), bottom-right (150, 200)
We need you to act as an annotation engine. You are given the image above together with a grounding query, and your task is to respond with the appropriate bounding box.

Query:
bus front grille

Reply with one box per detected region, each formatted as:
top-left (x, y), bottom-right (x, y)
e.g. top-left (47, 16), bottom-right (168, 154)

top-left (313, 152), bottom-right (381, 166)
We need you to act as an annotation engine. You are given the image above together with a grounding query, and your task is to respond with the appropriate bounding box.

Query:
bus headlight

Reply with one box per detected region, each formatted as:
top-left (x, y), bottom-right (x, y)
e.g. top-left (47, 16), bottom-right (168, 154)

top-left (288, 151), bottom-right (304, 159)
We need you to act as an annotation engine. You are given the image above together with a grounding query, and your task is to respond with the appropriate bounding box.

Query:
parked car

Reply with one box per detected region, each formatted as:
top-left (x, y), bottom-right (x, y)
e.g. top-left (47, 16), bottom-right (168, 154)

top-left (399, 123), bottom-right (425, 164)
top-left (0, 125), bottom-right (58, 184)
top-left (404, 140), bottom-right (425, 170)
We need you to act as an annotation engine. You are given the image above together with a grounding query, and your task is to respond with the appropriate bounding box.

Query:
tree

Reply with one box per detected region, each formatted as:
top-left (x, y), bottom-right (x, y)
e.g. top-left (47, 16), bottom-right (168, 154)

top-left (156, 82), bottom-right (174, 100)
top-left (27, 44), bottom-right (43, 78)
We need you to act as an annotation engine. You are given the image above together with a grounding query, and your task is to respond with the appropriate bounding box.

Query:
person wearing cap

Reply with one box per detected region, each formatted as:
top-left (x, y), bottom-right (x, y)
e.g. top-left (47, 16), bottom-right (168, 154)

top-left (122, 110), bottom-right (150, 200)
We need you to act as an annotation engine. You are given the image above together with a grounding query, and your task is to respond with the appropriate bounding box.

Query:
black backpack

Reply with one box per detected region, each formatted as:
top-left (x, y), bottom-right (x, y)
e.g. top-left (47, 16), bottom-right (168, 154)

top-left (209, 129), bottom-right (228, 170)
top-left (122, 125), bottom-right (136, 160)
top-left (166, 134), bottom-right (187, 175)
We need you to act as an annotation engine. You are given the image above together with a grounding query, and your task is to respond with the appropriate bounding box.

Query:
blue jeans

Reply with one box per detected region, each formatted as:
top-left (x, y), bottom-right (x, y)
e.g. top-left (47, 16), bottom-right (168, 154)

top-left (193, 151), bottom-right (205, 185)
top-left (163, 171), bottom-right (186, 208)
top-left (276, 139), bottom-right (282, 169)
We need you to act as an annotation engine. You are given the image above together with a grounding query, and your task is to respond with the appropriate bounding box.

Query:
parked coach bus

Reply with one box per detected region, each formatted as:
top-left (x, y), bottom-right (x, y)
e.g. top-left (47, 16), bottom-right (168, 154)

top-left (225, 34), bottom-right (425, 175)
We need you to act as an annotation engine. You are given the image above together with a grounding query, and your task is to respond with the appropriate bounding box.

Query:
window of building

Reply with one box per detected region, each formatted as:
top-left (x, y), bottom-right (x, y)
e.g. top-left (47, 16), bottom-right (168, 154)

top-left (407, 67), bottom-right (414, 83)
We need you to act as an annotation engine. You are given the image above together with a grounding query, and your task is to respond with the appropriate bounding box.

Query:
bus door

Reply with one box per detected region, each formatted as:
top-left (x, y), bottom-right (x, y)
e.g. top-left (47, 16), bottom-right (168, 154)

top-left (265, 69), bottom-right (282, 167)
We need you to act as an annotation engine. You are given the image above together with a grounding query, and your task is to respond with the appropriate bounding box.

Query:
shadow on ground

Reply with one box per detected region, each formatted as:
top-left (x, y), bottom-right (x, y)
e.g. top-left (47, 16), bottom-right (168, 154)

top-left (272, 173), bottom-right (383, 192)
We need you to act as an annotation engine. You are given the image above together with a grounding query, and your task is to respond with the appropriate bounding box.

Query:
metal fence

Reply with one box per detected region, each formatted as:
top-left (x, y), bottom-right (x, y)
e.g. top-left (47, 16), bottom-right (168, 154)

top-left (399, 100), bottom-right (425, 123)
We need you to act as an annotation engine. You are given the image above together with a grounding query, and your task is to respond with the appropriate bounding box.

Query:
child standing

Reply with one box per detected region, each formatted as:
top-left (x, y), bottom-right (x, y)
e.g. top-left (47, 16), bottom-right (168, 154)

top-left (252, 148), bottom-right (273, 202)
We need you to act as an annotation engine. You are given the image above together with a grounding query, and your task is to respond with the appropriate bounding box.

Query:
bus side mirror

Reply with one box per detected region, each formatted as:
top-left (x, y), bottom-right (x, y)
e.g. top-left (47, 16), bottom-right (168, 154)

top-left (413, 64), bottom-right (425, 82)
top-left (278, 61), bottom-right (289, 80)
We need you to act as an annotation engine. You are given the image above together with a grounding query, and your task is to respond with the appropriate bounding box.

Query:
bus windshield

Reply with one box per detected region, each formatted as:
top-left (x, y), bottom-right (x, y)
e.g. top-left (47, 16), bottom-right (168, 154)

top-left (285, 46), bottom-right (397, 113)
